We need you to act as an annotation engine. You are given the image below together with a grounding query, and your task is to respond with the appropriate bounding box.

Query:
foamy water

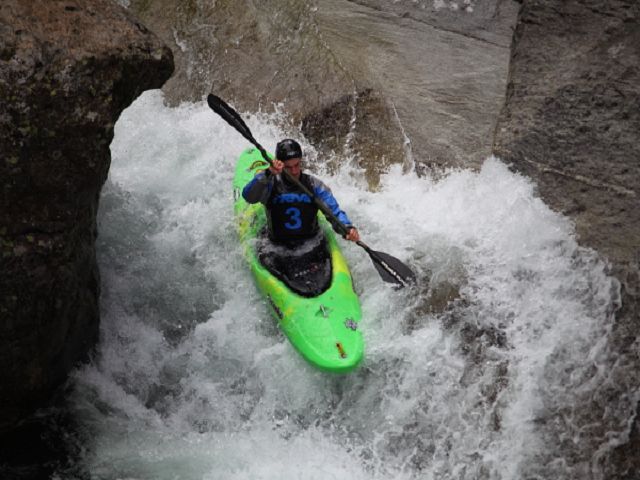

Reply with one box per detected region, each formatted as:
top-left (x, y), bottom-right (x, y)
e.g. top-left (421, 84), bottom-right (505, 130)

top-left (55, 90), bottom-right (625, 479)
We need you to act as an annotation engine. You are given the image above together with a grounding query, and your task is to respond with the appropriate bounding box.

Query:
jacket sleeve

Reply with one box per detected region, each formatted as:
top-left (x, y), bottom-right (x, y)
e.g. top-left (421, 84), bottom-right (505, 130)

top-left (242, 170), bottom-right (273, 204)
top-left (311, 177), bottom-right (353, 233)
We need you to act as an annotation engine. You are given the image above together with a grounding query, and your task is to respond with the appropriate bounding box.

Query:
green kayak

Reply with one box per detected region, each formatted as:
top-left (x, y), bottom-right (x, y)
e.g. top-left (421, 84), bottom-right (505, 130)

top-left (233, 147), bottom-right (364, 373)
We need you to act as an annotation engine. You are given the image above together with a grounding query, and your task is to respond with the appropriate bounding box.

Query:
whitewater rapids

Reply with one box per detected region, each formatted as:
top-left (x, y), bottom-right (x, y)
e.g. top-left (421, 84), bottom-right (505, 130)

top-left (55, 90), bottom-right (624, 480)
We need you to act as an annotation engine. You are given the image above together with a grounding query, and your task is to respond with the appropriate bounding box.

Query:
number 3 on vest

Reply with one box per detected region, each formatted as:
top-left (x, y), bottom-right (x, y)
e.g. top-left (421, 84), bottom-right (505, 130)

top-left (284, 207), bottom-right (302, 230)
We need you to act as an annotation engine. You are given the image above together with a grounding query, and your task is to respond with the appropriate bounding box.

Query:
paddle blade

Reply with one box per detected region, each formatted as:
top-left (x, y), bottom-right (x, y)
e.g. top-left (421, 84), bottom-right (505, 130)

top-left (207, 94), bottom-right (254, 143)
top-left (368, 249), bottom-right (417, 288)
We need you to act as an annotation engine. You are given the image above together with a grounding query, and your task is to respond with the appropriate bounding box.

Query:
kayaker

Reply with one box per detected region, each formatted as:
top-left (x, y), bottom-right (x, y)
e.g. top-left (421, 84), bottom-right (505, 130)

top-left (242, 138), bottom-right (360, 245)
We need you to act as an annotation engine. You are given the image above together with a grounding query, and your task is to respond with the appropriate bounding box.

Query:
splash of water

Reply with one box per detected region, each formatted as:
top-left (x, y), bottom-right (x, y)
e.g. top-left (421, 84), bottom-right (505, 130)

top-left (56, 90), bottom-right (625, 479)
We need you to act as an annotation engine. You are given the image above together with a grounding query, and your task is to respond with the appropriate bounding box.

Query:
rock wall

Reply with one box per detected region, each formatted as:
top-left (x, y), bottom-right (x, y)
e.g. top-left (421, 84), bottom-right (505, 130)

top-left (0, 0), bottom-right (173, 435)
top-left (125, 0), bottom-right (403, 183)
top-left (493, 0), bottom-right (640, 476)
top-left (316, 0), bottom-right (519, 171)
top-left (126, 0), bottom-right (518, 182)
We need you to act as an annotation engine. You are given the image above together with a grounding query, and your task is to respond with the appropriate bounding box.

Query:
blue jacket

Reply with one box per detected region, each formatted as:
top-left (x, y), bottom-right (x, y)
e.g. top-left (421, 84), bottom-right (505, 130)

top-left (242, 170), bottom-right (353, 241)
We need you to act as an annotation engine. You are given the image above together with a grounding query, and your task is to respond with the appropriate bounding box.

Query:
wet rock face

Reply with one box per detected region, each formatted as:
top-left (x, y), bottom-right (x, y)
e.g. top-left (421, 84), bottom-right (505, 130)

top-left (128, 0), bottom-right (354, 116)
top-left (0, 0), bottom-right (173, 434)
top-left (493, 0), bottom-right (639, 475)
top-left (127, 0), bottom-right (518, 178)
top-left (349, 0), bottom-right (518, 47)
top-left (128, 0), bottom-right (396, 174)
top-left (316, 0), bottom-right (519, 171)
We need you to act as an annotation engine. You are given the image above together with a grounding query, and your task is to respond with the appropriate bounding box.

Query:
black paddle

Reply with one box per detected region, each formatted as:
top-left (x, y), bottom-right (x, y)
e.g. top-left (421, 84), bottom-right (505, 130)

top-left (207, 94), bottom-right (417, 288)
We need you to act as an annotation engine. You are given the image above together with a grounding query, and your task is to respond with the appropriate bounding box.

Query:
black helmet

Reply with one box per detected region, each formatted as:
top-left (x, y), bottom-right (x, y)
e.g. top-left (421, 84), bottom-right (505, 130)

top-left (275, 139), bottom-right (302, 161)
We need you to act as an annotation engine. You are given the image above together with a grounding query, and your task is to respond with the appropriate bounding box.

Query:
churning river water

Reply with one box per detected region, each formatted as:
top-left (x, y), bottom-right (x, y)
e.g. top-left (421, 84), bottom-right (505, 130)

top-left (53, 90), bottom-right (629, 479)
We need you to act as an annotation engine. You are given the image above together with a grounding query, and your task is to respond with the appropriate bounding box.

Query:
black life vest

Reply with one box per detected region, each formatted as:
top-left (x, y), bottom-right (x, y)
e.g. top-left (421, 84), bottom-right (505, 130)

top-left (266, 174), bottom-right (319, 241)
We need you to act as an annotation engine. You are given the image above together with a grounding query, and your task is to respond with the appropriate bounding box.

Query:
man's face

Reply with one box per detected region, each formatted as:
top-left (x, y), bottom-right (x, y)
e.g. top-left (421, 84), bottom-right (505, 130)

top-left (283, 158), bottom-right (302, 179)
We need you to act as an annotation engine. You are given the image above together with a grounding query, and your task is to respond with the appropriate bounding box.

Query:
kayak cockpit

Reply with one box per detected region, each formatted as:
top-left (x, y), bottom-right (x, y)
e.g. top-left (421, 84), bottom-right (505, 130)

top-left (257, 231), bottom-right (332, 298)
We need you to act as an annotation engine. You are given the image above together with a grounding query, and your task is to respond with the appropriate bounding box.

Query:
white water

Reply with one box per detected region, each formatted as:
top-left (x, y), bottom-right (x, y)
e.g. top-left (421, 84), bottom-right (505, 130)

top-left (57, 90), bottom-right (624, 479)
